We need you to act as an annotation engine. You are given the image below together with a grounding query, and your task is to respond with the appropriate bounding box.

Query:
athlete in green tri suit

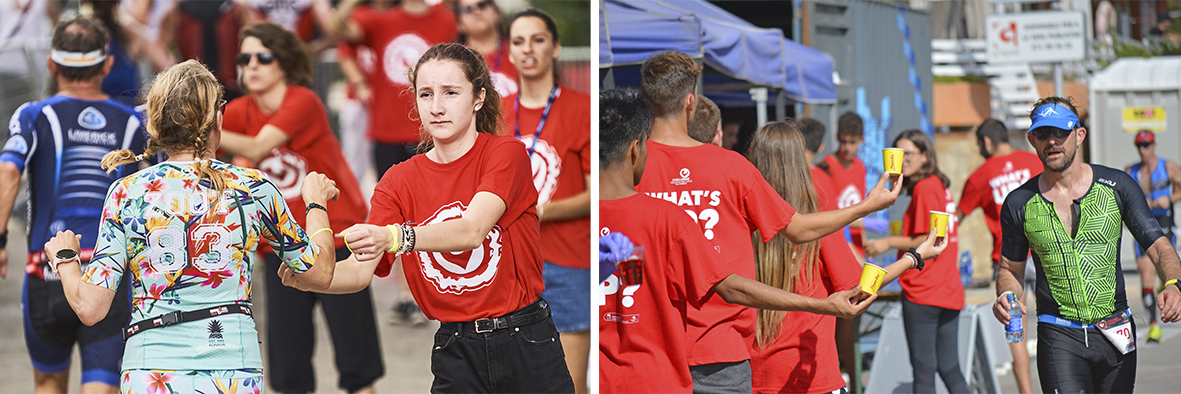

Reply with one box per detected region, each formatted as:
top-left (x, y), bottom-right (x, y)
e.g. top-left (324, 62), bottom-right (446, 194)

top-left (993, 96), bottom-right (1181, 393)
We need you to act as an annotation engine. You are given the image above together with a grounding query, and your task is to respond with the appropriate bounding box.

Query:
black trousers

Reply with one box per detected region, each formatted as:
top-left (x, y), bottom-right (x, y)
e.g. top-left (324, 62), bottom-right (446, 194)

top-left (430, 299), bottom-right (575, 393)
top-left (901, 296), bottom-right (970, 394)
top-left (373, 142), bottom-right (418, 180)
top-left (264, 248), bottom-right (384, 393)
top-left (1037, 321), bottom-right (1137, 393)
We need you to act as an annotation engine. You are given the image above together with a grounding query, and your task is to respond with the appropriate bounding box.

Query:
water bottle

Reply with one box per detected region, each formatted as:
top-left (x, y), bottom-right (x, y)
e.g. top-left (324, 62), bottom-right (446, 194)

top-left (959, 252), bottom-right (973, 286)
top-left (1005, 293), bottom-right (1024, 343)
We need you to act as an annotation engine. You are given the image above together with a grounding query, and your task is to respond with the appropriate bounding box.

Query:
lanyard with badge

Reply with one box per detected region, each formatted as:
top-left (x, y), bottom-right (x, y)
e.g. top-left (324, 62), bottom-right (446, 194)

top-left (514, 85), bottom-right (560, 157)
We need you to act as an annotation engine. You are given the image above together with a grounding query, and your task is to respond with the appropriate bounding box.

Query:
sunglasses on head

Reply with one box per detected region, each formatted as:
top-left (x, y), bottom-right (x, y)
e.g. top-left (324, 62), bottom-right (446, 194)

top-left (236, 52), bottom-right (275, 66)
top-left (459, 0), bottom-right (493, 14)
top-left (1032, 127), bottom-right (1073, 141)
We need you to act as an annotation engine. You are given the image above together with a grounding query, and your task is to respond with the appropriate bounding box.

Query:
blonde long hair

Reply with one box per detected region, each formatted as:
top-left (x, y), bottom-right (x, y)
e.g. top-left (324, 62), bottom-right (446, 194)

top-left (747, 120), bottom-right (823, 348)
top-left (101, 60), bottom-right (227, 191)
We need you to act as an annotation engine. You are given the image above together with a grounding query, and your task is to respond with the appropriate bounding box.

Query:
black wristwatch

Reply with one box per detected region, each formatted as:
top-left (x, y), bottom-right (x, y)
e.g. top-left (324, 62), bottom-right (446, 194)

top-left (0, 232), bottom-right (7, 249)
top-left (906, 247), bottom-right (924, 271)
top-left (56, 249), bottom-right (78, 261)
top-left (306, 202), bottom-right (327, 216)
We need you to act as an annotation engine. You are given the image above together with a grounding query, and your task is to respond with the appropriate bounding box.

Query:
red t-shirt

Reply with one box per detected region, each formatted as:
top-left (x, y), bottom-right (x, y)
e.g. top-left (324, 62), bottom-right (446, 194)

top-left (352, 4), bottom-right (457, 144)
top-left (501, 86), bottom-right (591, 269)
top-left (337, 6), bottom-right (379, 100)
top-left (221, 85), bottom-right (368, 249)
top-left (811, 166), bottom-right (838, 212)
top-left (822, 155), bottom-right (867, 252)
top-left (367, 133), bottom-right (541, 322)
top-left (750, 233), bottom-right (862, 394)
top-left (959, 150), bottom-right (1042, 263)
top-left (636, 141), bottom-right (797, 365)
top-left (598, 194), bottom-right (733, 394)
top-left (483, 39), bottom-right (519, 98)
top-left (899, 176), bottom-right (964, 310)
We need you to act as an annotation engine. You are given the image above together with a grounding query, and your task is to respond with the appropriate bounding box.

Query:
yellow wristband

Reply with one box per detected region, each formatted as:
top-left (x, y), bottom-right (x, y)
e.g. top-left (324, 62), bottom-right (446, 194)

top-left (387, 225), bottom-right (400, 253)
top-left (1167, 279), bottom-right (1179, 288)
top-left (310, 228), bottom-right (333, 240)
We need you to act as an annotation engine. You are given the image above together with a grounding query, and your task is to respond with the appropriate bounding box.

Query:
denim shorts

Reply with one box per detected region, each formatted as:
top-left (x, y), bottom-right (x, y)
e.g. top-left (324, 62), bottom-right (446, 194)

top-left (539, 262), bottom-right (590, 333)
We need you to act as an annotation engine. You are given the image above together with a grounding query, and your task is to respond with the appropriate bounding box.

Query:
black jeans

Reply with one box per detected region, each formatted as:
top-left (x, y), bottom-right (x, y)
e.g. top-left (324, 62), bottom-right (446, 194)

top-left (264, 248), bottom-right (385, 393)
top-left (1037, 321), bottom-right (1137, 393)
top-left (901, 296), bottom-right (969, 394)
top-left (373, 142), bottom-right (418, 180)
top-left (430, 299), bottom-right (575, 393)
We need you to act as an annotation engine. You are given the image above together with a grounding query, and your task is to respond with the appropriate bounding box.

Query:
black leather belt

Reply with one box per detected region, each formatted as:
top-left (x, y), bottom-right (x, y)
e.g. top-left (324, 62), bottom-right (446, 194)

top-left (442, 298), bottom-right (551, 334)
top-left (123, 303), bottom-right (252, 341)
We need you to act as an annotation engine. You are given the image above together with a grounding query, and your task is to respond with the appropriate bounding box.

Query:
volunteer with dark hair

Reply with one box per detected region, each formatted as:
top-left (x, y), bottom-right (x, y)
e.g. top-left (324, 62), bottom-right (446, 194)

top-left (1125, 129), bottom-right (1181, 343)
top-left (500, 8), bottom-right (592, 393)
top-left (798, 118), bottom-right (838, 212)
top-left (217, 22), bottom-right (382, 394)
top-left (598, 89), bottom-right (888, 394)
top-left (317, 0), bottom-right (457, 178)
top-left (689, 95), bottom-right (722, 146)
top-left (995, 97), bottom-right (1181, 393)
top-left (958, 118), bottom-right (1041, 394)
top-left (818, 111), bottom-right (871, 260)
top-left (42, 59), bottom-right (340, 393)
top-left (747, 120), bottom-right (944, 394)
top-left (281, 43), bottom-right (575, 392)
top-left (865, 129), bottom-right (969, 394)
top-left (456, 0), bottom-right (517, 98)
top-left (635, 50), bottom-right (903, 393)
top-left (1, 16), bottom-right (145, 394)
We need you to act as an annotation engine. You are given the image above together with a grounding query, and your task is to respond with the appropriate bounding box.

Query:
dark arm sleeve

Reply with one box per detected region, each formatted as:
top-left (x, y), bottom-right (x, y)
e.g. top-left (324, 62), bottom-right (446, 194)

top-left (1000, 187), bottom-right (1033, 262)
top-left (1111, 169), bottom-right (1167, 250)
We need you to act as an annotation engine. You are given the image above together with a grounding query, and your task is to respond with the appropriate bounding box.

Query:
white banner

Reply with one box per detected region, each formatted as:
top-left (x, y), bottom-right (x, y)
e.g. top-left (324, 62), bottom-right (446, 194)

top-left (986, 12), bottom-right (1086, 64)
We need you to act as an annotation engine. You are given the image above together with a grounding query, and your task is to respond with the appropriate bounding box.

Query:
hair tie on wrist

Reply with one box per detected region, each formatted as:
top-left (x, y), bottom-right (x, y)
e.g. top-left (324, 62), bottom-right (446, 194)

top-left (310, 228), bottom-right (333, 240)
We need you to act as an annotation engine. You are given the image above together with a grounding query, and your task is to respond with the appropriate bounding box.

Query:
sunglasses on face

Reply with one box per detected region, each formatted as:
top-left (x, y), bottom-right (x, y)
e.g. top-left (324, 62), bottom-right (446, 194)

top-left (459, 0), bottom-right (493, 14)
top-left (237, 52), bottom-right (275, 66)
top-left (1032, 127), bottom-right (1073, 141)
top-left (1137, 142), bottom-right (1153, 149)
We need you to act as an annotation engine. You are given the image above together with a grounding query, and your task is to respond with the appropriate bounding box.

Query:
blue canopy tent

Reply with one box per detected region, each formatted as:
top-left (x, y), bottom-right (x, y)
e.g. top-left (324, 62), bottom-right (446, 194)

top-left (600, 0), bottom-right (837, 112)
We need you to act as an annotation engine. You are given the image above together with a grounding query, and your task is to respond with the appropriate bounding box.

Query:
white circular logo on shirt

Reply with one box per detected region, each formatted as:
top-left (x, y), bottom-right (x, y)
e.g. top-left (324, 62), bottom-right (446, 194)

top-left (417, 201), bottom-right (503, 294)
top-left (517, 136), bottom-right (561, 205)
top-left (491, 71), bottom-right (518, 98)
top-left (837, 185), bottom-right (862, 209)
top-left (680, 168), bottom-right (690, 178)
top-left (382, 34), bottom-right (431, 86)
top-left (257, 148), bottom-right (308, 201)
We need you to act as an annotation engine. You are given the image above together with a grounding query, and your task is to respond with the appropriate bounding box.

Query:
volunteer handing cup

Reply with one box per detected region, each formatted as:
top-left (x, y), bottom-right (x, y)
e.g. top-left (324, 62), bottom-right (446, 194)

top-left (883, 148), bottom-right (905, 175)
top-left (617, 246), bottom-right (645, 287)
top-left (859, 262), bottom-right (887, 295)
top-left (930, 211), bottom-right (950, 237)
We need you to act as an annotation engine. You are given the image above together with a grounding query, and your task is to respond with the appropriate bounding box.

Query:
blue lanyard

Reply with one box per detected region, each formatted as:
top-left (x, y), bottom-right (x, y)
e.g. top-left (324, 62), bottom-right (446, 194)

top-left (515, 85), bottom-right (560, 157)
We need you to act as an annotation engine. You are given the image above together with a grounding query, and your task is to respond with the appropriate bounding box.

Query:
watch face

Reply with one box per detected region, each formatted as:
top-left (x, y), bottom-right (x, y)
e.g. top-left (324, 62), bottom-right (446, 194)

top-left (56, 249), bottom-right (78, 260)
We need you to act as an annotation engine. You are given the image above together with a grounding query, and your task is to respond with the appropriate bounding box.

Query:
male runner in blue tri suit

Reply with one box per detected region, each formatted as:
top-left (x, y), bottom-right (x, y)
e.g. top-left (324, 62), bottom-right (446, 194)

top-left (995, 97), bottom-right (1181, 393)
top-left (0, 16), bottom-right (148, 394)
top-left (1126, 129), bottom-right (1181, 343)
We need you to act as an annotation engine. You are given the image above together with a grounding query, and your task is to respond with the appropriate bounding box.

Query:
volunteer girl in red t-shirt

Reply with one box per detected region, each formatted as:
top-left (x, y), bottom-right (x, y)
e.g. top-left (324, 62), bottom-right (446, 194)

top-left (864, 129), bottom-right (969, 394)
top-left (747, 121), bottom-right (944, 394)
top-left (280, 43), bottom-right (575, 392)
top-left (502, 8), bottom-right (592, 393)
top-left (216, 22), bottom-right (383, 394)
top-left (456, 0), bottom-right (518, 98)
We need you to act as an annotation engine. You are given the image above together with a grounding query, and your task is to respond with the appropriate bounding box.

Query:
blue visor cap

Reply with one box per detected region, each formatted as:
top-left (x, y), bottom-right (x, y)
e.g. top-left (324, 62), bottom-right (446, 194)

top-left (1028, 103), bottom-right (1080, 133)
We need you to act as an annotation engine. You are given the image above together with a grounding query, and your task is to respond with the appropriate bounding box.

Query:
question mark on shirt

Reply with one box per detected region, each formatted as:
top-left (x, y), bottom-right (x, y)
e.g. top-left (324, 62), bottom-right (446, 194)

top-left (621, 284), bottom-right (640, 308)
top-left (687, 209), bottom-right (721, 240)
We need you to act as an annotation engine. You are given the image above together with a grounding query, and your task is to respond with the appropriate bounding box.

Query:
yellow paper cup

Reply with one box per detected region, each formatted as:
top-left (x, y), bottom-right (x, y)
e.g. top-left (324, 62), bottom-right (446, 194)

top-left (890, 221), bottom-right (903, 236)
top-left (859, 263), bottom-right (887, 295)
top-left (883, 148), bottom-right (905, 175)
top-left (930, 211), bottom-right (950, 237)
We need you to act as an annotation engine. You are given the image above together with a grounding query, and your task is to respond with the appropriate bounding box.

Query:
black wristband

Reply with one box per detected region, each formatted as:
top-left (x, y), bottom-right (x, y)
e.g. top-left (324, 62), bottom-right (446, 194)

top-left (0, 232), bottom-right (7, 249)
top-left (1174, 280), bottom-right (1181, 295)
top-left (906, 247), bottom-right (923, 271)
top-left (305, 202), bottom-right (327, 216)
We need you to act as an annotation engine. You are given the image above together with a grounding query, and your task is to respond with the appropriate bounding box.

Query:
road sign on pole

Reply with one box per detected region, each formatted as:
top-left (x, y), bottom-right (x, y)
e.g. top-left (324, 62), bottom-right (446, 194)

top-left (986, 11), bottom-right (1086, 64)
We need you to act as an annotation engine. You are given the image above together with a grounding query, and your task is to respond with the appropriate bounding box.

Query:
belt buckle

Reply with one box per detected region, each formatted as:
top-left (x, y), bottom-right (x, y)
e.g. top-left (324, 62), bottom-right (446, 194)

top-left (160, 310), bottom-right (181, 326)
top-left (474, 318), bottom-right (494, 333)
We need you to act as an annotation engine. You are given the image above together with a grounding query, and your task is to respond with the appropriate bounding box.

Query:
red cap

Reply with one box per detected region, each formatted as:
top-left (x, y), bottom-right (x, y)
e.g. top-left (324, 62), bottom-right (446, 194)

top-left (1136, 130), bottom-right (1156, 144)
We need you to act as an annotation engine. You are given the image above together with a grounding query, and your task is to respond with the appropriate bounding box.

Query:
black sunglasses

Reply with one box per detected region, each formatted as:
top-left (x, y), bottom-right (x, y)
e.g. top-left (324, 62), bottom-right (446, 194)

top-left (237, 52), bottom-right (275, 66)
top-left (459, 0), bottom-right (493, 14)
top-left (1032, 127), bottom-right (1073, 141)
top-left (1137, 142), bottom-right (1153, 149)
